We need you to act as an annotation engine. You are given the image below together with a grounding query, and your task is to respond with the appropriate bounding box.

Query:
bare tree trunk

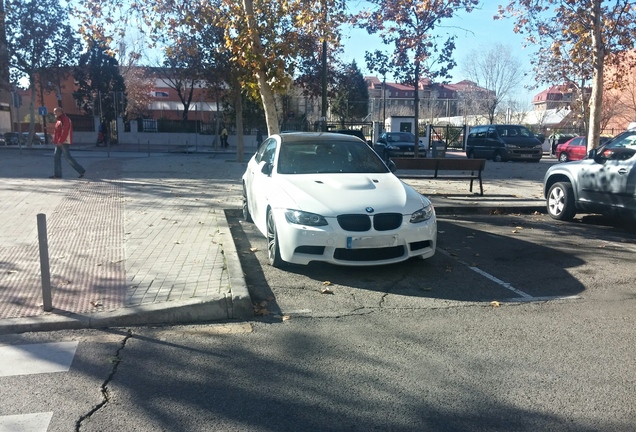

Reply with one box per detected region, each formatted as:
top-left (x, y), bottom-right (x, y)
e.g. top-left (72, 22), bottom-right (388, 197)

top-left (234, 82), bottom-right (244, 162)
top-left (242, 0), bottom-right (280, 135)
top-left (587, 0), bottom-right (604, 151)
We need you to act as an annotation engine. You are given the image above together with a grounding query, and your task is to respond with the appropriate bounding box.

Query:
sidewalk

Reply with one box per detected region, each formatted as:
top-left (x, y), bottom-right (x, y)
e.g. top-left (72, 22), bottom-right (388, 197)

top-left (0, 147), bottom-right (251, 334)
top-left (0, 146), bottom-right (552, 335)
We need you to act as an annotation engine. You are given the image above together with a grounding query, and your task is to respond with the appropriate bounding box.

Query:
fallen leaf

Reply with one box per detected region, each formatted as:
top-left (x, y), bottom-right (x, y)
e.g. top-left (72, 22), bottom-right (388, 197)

top-left (90, 300), bottom-right (103, 307)
top-left (320, 288), bottom-right (334, 294)
top-left (250, 247), bottom-right (259, 252)
top-left (512, 230), bottom-right (519, 233)
top-left (490, 301), bottom-right (501, 308)
top-left (323, 281), bottom-right (332, 286)
top-left (282, 315), bottom-right (291, 321)
top-left (174, 241), bottom-right (181, 244)
top-left (445, 266), bottom-right (452, 272)
top-left (474, 253), bottom-right (480, 257)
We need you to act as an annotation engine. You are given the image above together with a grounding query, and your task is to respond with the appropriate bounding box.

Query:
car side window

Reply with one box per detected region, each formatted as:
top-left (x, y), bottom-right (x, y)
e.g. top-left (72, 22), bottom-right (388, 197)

top-left (255, 138), bottom-right (277, 164)
top-left (470, 126), bottom-right (485, 139)
top-left (487, 127), bottom-right (497, 139)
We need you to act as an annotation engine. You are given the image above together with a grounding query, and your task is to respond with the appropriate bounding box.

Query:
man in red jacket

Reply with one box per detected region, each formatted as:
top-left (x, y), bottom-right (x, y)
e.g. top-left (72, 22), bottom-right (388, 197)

top-left (51, 107), bottom-right (86, 178)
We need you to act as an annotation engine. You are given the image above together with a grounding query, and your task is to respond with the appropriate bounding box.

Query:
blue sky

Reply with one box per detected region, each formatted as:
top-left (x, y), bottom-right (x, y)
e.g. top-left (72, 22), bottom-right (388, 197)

top-left (341, 0), bottom-right (539, 107)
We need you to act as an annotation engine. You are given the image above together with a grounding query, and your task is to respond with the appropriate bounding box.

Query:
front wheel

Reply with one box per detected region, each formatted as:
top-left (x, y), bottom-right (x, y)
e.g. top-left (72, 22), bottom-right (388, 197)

top-left (266, 210), bottom-right (285, 268)
top-left (558, 152), bottom-right (569, 163)
top-left (493, 151), bottom-right (504, 162)
top-left (467, 150), bottom-right (475, 159)
top-left (547, 181), bottom-right (576, 221)
top-left (242, 184), bottom-right (253, 222)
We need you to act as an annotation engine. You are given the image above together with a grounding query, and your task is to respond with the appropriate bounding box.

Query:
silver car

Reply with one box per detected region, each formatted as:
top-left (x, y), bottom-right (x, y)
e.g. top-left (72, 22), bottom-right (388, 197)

top-left (544, 130), bottom-right (636, 220)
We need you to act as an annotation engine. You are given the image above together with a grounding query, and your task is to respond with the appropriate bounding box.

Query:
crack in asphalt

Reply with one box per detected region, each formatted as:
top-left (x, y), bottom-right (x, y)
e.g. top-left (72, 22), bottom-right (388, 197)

top-left (75, 329), bottom-right (133, 431)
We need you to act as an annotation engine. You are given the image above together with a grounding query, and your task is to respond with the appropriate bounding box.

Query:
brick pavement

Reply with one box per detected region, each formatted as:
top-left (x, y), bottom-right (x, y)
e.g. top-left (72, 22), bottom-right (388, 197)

top-left (0, 148), bottom-right (251, 330)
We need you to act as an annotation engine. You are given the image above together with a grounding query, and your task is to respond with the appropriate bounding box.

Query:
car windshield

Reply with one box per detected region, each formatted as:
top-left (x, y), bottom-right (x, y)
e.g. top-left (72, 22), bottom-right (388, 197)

top-left (386, 132), bottom-right (415, 142)
top-left (277, 140), bottom-right (390, 174)
top-left (496, 126), bottom-right (534, 138)
top-left (604, 130), bottom-right (636, 150)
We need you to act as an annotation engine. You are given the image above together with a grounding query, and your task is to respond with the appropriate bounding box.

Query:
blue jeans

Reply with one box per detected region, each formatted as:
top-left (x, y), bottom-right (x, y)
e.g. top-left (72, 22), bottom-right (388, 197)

top-left (54, 144), bottom-right (85, 177)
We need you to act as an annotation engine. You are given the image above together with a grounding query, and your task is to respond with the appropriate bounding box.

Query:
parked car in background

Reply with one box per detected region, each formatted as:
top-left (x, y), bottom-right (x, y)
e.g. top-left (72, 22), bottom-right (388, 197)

top-left (466, 124), bottom-right (542, 162)
top-left (35, 132), bottom-right (53, 144)
top-left (21, 132), bottom-right (43, 145)
top-left (3, 132), bottom-right (22, 145)
top-left (374, 131), bottom-right (427, 160)
top-left (548, 133), bottom-right (577, 155)
top-left (556, 136), bottom-right (612, 162)
top-left (242, 132), bottom-right (437, 267)
top-left (544, 129), bottom-right (636, 220)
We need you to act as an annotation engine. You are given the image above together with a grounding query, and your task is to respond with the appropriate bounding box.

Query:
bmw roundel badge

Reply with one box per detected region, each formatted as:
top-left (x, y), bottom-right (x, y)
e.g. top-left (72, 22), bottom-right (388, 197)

top-left (365, 207), bottom-right (374, 213)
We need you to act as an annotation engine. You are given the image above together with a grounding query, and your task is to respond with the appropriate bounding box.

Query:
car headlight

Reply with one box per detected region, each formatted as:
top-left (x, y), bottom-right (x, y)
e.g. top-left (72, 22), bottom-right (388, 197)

top-left (285, 209), bottom-right (328, 226)
top-left (505, 144), bottom-right (520, 148)
top-left (410, 203), bottom-right (434, 223)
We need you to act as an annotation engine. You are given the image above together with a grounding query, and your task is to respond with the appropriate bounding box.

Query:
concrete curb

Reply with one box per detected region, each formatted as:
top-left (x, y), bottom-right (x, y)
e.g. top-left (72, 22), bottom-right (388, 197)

top-left (434, 204), bottom-right (546, 215)
top-left (219, 211), bottom-right (254, 319)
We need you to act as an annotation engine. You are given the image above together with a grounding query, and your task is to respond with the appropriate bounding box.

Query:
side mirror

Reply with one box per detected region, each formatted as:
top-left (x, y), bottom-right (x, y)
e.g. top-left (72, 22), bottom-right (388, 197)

top-left (261, 162), bottom-right (274, 176)
top-left (587, 148), bottom-right (597, 160)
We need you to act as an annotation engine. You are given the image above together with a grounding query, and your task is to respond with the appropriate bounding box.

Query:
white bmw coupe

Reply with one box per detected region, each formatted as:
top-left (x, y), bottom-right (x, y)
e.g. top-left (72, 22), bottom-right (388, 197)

top-left (242, 132), bottom-right (437, 267)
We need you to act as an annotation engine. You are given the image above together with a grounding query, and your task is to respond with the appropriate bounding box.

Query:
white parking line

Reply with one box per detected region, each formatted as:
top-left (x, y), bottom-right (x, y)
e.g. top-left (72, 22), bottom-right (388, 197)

top-left (0, 412), bottom-right (53, 432)
top-left (439, 248), bottom-right (548, 301)
top-left (0, 342), bottom-right (78, 377)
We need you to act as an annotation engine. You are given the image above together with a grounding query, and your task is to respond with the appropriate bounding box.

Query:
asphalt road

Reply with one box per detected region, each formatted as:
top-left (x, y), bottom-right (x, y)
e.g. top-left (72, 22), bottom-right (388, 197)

top-left (3, 208), bottom-right (636, 431)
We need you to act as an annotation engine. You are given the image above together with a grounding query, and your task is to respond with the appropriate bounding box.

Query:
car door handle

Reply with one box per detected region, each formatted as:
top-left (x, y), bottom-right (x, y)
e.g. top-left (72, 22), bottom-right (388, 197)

top-left (618, 168), bottom-right (629, 175)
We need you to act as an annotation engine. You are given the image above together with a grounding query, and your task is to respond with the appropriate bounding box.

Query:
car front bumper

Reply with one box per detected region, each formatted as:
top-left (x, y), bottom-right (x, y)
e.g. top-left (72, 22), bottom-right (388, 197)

top-left (272, 208), bottom-right (437, 266)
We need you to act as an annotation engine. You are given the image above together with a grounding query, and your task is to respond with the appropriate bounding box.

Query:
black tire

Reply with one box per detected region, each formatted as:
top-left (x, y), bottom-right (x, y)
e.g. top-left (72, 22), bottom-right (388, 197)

top-left (266, 210), bottom-right (285, 268)
top-left (547, 181), bottom-right (577, 221)
top-left (493, 151), bottom-right (504, 162)
top-left (558, 152), bottom-right (569, 163)
top-left (242, 184), bottom-right (253, 222)
top-left (467, 150), bottom-right (475, 159)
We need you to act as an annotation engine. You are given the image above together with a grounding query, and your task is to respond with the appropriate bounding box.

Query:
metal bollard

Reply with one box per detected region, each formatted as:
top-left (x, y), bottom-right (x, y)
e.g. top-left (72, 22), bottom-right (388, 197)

top-left (37, 214), bottom-right (53, 312)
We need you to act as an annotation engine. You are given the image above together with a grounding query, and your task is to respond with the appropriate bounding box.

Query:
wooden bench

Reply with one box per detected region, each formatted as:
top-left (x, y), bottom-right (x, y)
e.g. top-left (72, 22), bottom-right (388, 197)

top-left (391, 157), bottom-right (487, 196)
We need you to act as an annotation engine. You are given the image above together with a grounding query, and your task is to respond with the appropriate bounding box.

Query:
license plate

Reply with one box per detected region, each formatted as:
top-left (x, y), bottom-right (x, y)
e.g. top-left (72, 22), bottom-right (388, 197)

top-left (521, 154), bottom-right (532, 158)
top-left (347, 235), bottom-right (399, 249)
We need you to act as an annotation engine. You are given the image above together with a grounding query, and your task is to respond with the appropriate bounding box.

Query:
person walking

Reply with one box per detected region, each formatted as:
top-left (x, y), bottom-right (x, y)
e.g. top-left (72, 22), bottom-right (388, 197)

top-left (221, 126), bottom-right (228, 148)
top-left (51, 107), bottom-right (86, 179)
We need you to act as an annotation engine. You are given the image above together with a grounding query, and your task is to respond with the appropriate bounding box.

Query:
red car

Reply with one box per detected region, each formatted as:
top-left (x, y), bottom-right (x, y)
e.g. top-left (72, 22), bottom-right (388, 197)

top-left (555, 136), bottom-right (612, 162)
top-left (555, 136), bottom-right (587, 162)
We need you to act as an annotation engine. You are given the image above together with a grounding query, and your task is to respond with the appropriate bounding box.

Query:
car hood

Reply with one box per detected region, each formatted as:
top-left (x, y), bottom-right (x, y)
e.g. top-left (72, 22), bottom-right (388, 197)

top-left (500, 136), bottom-right (542, 147)
top-left (272, 173), bottom-right (428, 216)
top-left (386, 141), bottom-right (424, 147)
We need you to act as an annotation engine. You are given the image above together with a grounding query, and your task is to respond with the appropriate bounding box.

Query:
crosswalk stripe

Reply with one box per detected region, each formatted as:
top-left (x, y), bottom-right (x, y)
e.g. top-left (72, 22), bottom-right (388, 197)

top-left (0, 412), bottom-right (53, 432)
top-left (0, 341), bottom-right (79, 377)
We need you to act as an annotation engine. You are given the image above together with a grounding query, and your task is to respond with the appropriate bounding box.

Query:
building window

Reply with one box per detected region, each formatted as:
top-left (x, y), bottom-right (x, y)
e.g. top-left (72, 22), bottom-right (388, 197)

top-left (154, 91), bottom-right (169, 98)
